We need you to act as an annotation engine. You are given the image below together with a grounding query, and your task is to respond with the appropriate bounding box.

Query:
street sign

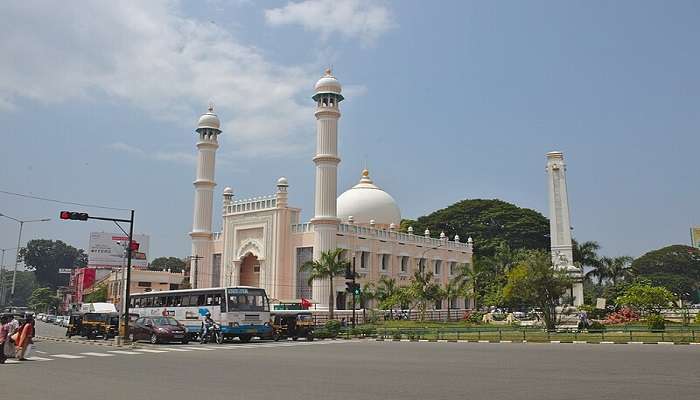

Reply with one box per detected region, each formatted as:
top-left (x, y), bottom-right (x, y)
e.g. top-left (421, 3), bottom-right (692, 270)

top-left (58, 268), bottom-right (73, 274)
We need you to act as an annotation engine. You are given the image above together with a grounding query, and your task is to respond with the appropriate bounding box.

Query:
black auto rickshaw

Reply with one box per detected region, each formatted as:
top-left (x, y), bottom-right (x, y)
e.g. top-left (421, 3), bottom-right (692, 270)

top-left (271, 310), bottom-right (314, 341)
top-left (66, 313), bottom-right (82, 338)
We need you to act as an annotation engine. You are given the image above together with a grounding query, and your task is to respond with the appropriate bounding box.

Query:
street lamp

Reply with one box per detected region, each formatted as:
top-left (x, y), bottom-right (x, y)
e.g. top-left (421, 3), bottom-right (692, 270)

top-left (0, 213), bottom-right (51, 305)
top-left (0, 247), bottom-right (18, 306)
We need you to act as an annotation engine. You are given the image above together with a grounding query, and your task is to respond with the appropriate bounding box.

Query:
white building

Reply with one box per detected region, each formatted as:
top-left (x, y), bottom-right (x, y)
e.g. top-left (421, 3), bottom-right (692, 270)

top-left (189, 69), bottom-right (473, 310)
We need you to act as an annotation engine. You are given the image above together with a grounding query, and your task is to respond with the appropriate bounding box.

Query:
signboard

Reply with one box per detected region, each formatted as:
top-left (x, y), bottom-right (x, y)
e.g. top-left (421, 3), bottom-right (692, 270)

top-left (595, 298), bottom-right (606, 310)
top-left (58, 268), bottom-right (73, 274)
top-left (691, 227), bottom-right (700, 249)
top-left (87, 232), bottom-right (150, 269)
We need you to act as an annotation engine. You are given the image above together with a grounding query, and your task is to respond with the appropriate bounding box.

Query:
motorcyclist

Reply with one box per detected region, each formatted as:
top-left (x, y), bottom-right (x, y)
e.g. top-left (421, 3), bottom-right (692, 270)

top-left (201, 312), bottom-right (215, 342)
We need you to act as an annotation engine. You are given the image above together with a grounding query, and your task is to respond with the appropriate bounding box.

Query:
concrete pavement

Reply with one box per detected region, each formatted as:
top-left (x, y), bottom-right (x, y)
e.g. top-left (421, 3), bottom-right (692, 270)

top-left (2, 333), bottom-right (699, 400)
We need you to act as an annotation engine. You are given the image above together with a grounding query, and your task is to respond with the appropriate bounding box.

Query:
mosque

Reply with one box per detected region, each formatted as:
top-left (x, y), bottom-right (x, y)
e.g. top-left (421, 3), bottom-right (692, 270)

top-left (188, 69), bottom-right (474, 310)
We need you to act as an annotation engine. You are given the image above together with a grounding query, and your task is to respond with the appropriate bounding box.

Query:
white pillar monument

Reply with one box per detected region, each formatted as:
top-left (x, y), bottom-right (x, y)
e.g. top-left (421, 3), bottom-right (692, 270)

top-left (546, 151), bottom-right (583, 306)
top-left (190, 106), bottom-right (221, 289)
top-left (310, 69), bottom-right (343, 307)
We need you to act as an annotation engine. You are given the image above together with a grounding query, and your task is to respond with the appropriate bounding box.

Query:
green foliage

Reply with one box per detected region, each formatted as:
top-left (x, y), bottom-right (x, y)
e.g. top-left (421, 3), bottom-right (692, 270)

top-left (646, 314), bottom-right (666, 331)
top-left (1, 270), bottom-right (36, 306)
top-left (400, 199), bottom-right (550, 258)
top-left (28, 287), bottom-right (60, 312)
top-left (324, 319), bottom-right (342, 337)
top-left (19, 239), bottom-right (87, 287)
top-left (149, 256), bottom-right (186, 273)
top-left (301, 248), bottom-right (349, 320)
top-left (464, 311), bottom-right (484, 324)
top-left (407, 270), bottom-right (441, 321)
top-left (632, 245), bottom-right (700, 303)
top-left (616, 282), bottom-right (676, 315)
top-left (83, 284), bottom-right (107, 303)
top-left (588, 321), bottom-right (605, 332)
top-left (695, 312), bottom-right (700, 324)
top-left (502, 250), bottom-right (571, 330)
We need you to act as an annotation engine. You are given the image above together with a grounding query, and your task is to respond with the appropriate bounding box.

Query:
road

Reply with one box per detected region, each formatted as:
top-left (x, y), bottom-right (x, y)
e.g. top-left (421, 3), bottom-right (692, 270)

top-left (2, 322), bottom-right (699, 400)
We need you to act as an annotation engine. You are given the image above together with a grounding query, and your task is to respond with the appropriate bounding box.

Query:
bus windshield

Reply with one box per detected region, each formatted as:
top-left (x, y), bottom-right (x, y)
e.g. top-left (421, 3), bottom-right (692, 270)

top-left (227, 288), bottom-right (269, 312)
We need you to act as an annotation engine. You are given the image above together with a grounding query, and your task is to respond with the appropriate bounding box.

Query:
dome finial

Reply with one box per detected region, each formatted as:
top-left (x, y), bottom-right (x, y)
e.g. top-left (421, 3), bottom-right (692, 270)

top-left (362, 169), bottom-right (369, 178)
top-left (324, 67), bottom-right (332, 76)
top-left (208, 102), bottom-right (214, 112)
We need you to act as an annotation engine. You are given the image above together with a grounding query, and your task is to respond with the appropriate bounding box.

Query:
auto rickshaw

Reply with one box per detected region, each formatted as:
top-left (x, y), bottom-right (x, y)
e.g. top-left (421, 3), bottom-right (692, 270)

top-left (271, 310), bottom-right (314, 341)
top-left (65, 313), bottom-right (83, 338)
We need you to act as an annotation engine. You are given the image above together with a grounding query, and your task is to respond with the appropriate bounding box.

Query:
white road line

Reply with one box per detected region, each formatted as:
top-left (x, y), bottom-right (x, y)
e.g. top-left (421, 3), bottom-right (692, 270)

top-left (26, 356), bottom-right (53, 361)
top-left (51, 354), bottom-right (85, 359)
top-left (5, 359), bottom-right (20, 364)
top-left (108, 350), bottom-right (142, 355)
top-left (180, 346), bottom-right (215, 351)
top-left (80, 352), bottom-right (115, 357)
top-left (35, 350), bottom-right (48, 354)
top-left (135, 349), bottom-right (169, 353)
top-left (600, 341), bottom-right (615, 344)
top-left (573, 341), bottom-right (588, 344)
top-left (160, 347), bottom-right (193, 352)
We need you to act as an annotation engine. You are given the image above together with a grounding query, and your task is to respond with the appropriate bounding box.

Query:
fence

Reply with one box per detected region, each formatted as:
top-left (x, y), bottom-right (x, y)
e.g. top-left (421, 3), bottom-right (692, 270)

top-left (310, 309), bottom-right (471, 325)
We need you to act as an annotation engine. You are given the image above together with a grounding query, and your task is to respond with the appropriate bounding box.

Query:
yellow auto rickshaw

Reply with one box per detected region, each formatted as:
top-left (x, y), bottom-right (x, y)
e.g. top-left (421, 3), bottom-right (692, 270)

top-left (271, 310), bottom-right (314, 341)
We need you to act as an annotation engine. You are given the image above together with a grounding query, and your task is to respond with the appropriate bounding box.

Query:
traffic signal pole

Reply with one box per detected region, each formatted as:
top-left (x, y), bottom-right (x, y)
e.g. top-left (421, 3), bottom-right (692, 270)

top-left (352, 256), bottom-right (356, 329)
top-left (59, 209), bottom-right (134, 341)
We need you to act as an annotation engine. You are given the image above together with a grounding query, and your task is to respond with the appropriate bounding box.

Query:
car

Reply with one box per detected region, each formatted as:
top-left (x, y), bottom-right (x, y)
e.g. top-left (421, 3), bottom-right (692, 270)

top-left (128, 316), bottom-right (189, 344)
top-left (45, 314), bottom-right (56, 323)
top-left (37, 313), bottom-right (46, 321)
top-left (53, 316), bottom-right (64, 325)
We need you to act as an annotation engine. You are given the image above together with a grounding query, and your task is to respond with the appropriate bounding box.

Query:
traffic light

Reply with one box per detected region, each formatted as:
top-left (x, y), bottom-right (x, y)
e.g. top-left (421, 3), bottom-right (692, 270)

top-left (344, 266), bottom-right (354, 280)
top-left (129, 241), bottom-right (140, 251)
top-left (59, 211), bottom-right (89, 221)
top-left (353, 283), bottom-right (361, 296)
top-left (345, 281), bottom-right (355, 293)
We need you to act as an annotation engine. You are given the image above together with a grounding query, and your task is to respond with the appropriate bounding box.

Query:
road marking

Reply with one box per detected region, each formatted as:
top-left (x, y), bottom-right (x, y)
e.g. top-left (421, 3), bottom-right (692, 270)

top-left (477, 340), bottom-right (490, 343)
top-left (35, 350), bottom-right (48, 354)
top-left (550, 340), bottom-right (561, 344)
top-left (26, 356), bottom-right (53, 361)
top-left (5, 359), bottom-right (20, 364)
top-left (51, 354), bottom-right (85, 359)
top-left (600, 341), bottom-right (615, 344)
top-left (180, 346), bottom-right (215, 351)
top-left (628, 342), bottom-right (644, 344)
top-left (160, 347), bottom-right (193, 352)
top-left (657, 342), bottom-right (674, 345)
top-left (108, 350), bottom-right (142, 355)
top-left (80, 352), bottom-right (115, 357)
top-left (573, 341), bottom-right (588, 344)
top-left (135, 349), bottom-right (169, 353)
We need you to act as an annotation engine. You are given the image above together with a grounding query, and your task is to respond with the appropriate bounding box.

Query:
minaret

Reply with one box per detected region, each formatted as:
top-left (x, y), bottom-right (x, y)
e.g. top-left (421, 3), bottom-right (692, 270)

top-left (546, 151), bottom-right (583, 306)
top-left (311, 69), bottom-right (343, 307)
top-left (190, 105), bottom-right (221, 289)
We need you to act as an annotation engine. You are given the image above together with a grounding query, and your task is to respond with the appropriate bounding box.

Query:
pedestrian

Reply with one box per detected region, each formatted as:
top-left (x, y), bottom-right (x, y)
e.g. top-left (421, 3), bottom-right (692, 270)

top-left (15, 314), bottom-right (35, 361)
top-left (0, 314), bottom-right (12, 364)
top-left (4, 315), bottom-right (19, 359)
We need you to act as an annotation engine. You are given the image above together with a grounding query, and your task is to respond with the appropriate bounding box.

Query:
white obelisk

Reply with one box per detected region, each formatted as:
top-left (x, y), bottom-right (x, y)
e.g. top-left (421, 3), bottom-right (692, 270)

top-left (190, 106), bottom-right (221, 289)
top-left (546, 151), bottom-right (583, 306)
top-left (310, 69), bottom-right (343, 307)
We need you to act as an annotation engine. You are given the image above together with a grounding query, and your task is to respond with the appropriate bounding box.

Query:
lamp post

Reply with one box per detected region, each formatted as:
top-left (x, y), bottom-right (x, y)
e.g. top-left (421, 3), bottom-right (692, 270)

top-left (0, 247), bottom-right (18, 306)
top-left (0, 213), bottom-right (51, 305)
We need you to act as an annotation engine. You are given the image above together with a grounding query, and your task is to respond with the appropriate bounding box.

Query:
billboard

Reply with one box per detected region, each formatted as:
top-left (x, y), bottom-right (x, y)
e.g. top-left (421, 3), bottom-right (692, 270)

top-left (692, 227), bottom-right (700, 249)
top-left (88, 232), bottom-right (150, 269)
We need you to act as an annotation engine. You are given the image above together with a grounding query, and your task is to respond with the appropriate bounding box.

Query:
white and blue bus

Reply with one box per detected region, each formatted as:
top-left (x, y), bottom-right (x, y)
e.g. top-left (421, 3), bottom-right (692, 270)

top-left (129, 286), bottom-right (272, 342)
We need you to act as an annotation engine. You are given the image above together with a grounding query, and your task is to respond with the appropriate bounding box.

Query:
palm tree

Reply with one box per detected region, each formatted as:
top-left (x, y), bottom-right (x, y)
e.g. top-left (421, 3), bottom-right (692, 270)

top-left (300, 248), bottom-right (349, 320)
top-left (573, 240), bottom-right (601, 273)
top-left (453, 262), bottom-right (478, 308)
top-left (375, 276), bottom-right (398, 304)
top-left (358, 282), bottom-right (376, 323)
top-left (408, 270), bottom-right (440, 321)
top-left (441, 278), bottom-right (463, 321)
top-left (605, 256), bottom-right (634, 285)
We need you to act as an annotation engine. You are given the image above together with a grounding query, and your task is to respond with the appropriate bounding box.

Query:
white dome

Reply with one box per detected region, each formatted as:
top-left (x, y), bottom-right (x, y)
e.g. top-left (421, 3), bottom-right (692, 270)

top-left (197, 105), bottom-right (220, 130)
top-left (223, 187), bottom-right (233, 195)
top-left (314, 68), bottom-right (342, 94)
top-left (337, 169), bottom-right (401, 227)
top-left (277, 177), bottom-right (288, 186)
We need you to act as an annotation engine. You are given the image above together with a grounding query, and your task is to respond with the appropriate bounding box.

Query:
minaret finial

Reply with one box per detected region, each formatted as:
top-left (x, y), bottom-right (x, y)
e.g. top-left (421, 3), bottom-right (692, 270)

top-left (208, 102), bottom-right (214, 112)
top-left (324, 67), bottom-right (332, 76)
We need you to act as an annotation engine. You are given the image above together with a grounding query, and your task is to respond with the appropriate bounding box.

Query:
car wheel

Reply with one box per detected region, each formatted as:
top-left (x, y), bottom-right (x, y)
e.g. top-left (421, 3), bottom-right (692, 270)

top-left (239, 334), bottom-right (251, 343)
top-left (292, 336), bottom-right (299, 341)
top-left (150, 334), bottom-right (159, 344)
top-left (128, 333), bottom-right (135, 342)
top-left (307, 336), bottom-right (314, 342)
top-left (181, 339), bottom-right (189, 345)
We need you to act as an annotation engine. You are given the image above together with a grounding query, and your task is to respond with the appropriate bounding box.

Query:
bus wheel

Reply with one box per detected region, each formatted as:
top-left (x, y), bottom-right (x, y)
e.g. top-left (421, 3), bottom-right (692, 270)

top-left (239, 334), bottom-right (252, 343)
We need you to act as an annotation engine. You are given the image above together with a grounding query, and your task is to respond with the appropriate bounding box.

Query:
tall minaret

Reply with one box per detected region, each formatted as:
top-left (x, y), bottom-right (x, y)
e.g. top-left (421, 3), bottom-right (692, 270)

top-left (546, 151), bottom-right (583, 306)
top-left (190, 106), bottom-right (221, 289)
top-left (311, 69), bottom-right (343, 307)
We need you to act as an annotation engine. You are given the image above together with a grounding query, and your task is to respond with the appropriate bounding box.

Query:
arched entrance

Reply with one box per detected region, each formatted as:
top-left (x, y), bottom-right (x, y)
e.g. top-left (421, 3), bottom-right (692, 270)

top-left (239, 253), bottom-right (260, 287)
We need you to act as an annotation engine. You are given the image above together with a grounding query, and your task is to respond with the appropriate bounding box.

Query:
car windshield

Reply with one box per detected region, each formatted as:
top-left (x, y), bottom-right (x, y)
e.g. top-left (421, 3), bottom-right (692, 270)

top-left (151, 317), bottom-right (180, 326)
top-left (227, 288), bottom-right (269, 311)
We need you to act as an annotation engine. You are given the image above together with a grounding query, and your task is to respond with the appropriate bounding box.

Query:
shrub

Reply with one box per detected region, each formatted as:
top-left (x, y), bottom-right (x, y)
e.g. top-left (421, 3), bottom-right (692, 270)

top-left (695, 312), bottom-right (700, 324)
top-left (463, 311), bottom-right (484, 324)
top-left (603, 307), bottom-right (639, 325)
top-left (588, 321), bottom-right (605, 332)
top-left (392, 331), bottom-right (402, 340)
top-left (646, 314), bottom-right (666, 331)
top-left (366, 309), bottom-right (381, 324)
top-left (325, 320), bottom-right (341, 337)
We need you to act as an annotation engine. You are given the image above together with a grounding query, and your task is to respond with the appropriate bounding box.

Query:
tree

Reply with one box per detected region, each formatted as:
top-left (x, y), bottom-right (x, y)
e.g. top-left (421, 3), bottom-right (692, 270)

top-left (616, 282), bottom-right (676, 315)
top-left (300, 248), bottom-right (349, 320)
top-left (149, 256), bottom-right (186, 273)
top-left (631, 245), bottom-right (700, 303)
top-left (1, 270), bottom-right (36, 306)
top-left (573, 240), bottom-right (601, 269)
top-left (19, 239), bottom-right (87, 287)
top-left (400, 199), bottom-right (550, 257)
top-left (605, 256), bottom-right (635, 285)
top-left (357, 282), bottom-right (376, 323)
top-left (440, 278), bottom-right (464, 321)
top-left (408, 270), bottom-right (440, 321)
top-left (375, 276), bottom-right (398, 304)
top-left (28, 287), bottom-right (60, 313)
top-left (83, 284), bottom-right (108, 303)
top-left (502, 250), bottom-right (571, 330)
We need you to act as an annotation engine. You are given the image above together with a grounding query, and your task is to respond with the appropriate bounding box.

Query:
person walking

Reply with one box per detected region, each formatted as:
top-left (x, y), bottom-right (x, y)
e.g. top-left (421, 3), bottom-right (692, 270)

top-left (15, 314), bottom-right (35, 361)
top-left (0, 314), bottom-right (11, 364)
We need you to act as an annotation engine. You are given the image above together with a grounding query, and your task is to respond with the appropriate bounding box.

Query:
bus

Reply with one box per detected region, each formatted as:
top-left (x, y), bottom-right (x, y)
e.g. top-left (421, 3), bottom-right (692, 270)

top-left (129, 286), bottom-right (272, 342)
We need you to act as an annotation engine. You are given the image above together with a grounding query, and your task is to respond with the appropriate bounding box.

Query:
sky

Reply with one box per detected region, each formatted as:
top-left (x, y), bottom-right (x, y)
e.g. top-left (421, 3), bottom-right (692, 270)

top-left (1, 0), bottom-right (698, 267)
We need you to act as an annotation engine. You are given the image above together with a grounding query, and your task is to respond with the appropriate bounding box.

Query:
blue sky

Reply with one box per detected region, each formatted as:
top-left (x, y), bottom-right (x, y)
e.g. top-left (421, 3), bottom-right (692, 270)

top-left (1, 0), bottom-right (698, 265)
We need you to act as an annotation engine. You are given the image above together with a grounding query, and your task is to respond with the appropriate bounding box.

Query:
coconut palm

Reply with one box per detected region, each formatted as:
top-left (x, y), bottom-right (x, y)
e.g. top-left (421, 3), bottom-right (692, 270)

top-left (300, 248), bottom-right (349, 320)
top-left (357, 282), bottom-right (376, 323)
top-left (441, 277), bottom-right (464, 321)
top-left (375, 276), bottom-right (398, 304)
top-left (453, 262), bottom-right (479, 308)
top-left (408, 270), bottom-right (440, 321)
top-left (605, 256), bottom-right (635, 285)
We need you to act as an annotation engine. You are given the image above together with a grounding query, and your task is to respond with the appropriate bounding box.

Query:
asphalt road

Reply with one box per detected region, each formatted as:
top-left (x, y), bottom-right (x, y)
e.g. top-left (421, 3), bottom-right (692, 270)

top-left (3, 322), bottom-right (699, 400)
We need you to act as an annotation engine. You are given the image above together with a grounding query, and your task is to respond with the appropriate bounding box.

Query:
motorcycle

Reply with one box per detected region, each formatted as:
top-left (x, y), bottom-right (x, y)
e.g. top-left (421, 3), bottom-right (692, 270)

top-left (200, 322), bottom-right (223, 344)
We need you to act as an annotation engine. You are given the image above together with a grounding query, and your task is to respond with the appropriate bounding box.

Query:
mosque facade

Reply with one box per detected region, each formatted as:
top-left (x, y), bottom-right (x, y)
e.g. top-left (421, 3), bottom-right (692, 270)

top-left (188, 70), bottom-right (473, 310)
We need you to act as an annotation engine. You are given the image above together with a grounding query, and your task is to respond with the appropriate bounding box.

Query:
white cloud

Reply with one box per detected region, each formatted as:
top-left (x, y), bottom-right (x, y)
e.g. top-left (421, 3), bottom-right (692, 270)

top-left (265, 0), bottom-right (395, 44)
top-left (0, 1), bottom-right (320, 157)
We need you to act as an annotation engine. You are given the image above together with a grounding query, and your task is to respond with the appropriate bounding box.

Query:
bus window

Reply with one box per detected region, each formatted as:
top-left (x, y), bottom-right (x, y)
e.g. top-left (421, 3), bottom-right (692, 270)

top-left (180, 295), bottom-right (190, 307)
top-left (143, 297), bottom-right (152, 308)
top-left (172, 296), bottom-right (182, 306)
top-left (152, 296), bottom-right (162, 307)
top-left (134, 297), bottom-right (141, 308)
top-left (197, 295), bottom-right (205, 306)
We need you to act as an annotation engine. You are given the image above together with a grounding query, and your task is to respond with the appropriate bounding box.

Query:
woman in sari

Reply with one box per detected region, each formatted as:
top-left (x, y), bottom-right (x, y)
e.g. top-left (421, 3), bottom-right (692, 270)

top-left (15, 314), bottom-right (35, 361)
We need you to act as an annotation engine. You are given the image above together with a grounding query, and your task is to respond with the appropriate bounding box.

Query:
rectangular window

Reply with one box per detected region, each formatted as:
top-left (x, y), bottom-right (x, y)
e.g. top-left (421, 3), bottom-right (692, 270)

top-left (381, 254), bottom-right (389, 271)
top-left (400, 256), bottom-right (408, 273)
top-left (360, 251), bottom-right (369, 269)
top-left (418, 258), bottom-right (426, 273)
top-left (296, 247), bottom-right (313, 300)
top-left (197, 295), bottom-right (206, 306)
top-left (434, 260), bottom-right (442, 275)
top-left (137, 281), bottom-right (151, 287)
top-left (212, 253), bottom-right (222, 287)
top-left (143, 296), bottom-right (152, 307)
top-left (449, 262), bottom-right (457, 276)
